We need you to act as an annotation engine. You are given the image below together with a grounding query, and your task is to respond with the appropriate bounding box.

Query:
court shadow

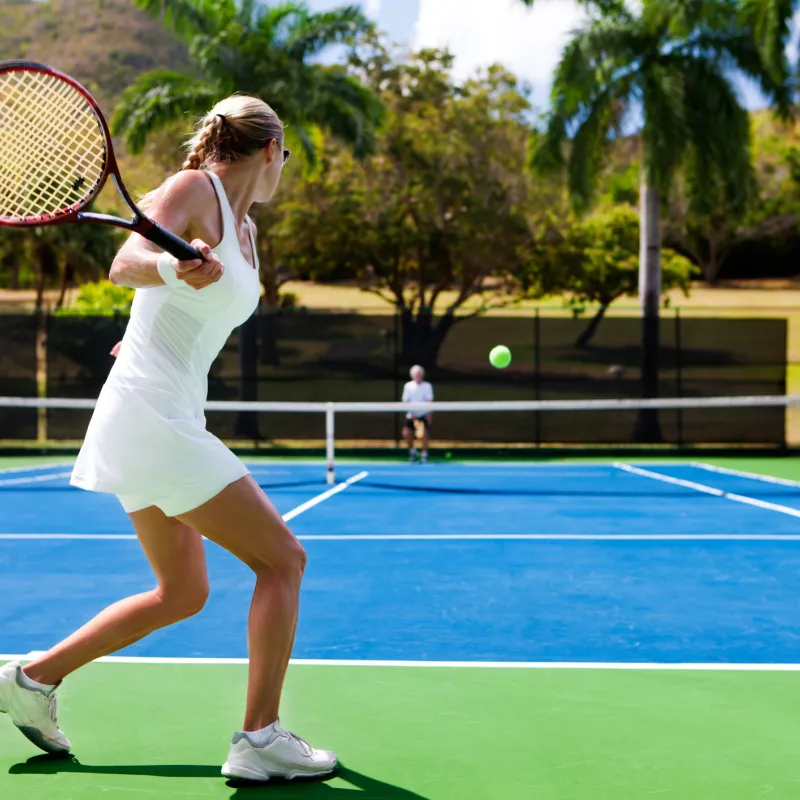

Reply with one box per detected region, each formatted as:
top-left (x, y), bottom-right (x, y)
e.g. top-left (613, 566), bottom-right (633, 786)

top-left (9, 754), bottom-right (219, 779)
top-left (227, 765), bottom-right (431, 798)
top-left (10, 757), bottom-right (430, 798)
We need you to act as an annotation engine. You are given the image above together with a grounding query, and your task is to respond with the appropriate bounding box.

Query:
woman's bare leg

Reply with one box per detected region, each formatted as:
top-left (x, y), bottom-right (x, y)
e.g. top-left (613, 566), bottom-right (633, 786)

top-left (177, 475), bottom-right (306, 731)
top-left (23, 510), bottom-right (208, 686)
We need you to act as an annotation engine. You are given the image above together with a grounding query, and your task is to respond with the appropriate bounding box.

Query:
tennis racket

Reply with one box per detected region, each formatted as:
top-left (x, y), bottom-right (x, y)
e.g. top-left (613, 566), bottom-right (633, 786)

top-left (0, 60), bottom-right (201, 261)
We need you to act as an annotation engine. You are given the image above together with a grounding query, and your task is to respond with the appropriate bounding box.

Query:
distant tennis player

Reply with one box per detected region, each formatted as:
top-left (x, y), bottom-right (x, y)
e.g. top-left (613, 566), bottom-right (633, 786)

top-left (402, 365), bottom-right (434, 463)
top-left (0, 97), bottom-right (335, 783)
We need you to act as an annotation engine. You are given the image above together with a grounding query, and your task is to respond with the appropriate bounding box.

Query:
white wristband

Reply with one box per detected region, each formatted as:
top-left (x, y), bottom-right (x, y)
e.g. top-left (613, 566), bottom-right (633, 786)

top-left (156, 251), bottom-right (183, 288)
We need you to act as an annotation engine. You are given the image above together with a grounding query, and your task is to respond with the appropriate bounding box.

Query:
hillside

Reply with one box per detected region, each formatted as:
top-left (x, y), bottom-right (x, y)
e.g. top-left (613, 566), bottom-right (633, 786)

top-left (0, 0), bottom-right (191, 110)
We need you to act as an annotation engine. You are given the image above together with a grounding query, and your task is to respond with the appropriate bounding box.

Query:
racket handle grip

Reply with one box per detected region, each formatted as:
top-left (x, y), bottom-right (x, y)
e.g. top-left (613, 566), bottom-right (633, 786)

top-left (147, 223), bottom-right (203, 261)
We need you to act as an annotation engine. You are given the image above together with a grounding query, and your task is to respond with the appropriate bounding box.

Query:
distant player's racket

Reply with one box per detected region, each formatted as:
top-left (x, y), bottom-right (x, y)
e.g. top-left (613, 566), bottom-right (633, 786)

top-left (0, 60), bottom-right (201, 261)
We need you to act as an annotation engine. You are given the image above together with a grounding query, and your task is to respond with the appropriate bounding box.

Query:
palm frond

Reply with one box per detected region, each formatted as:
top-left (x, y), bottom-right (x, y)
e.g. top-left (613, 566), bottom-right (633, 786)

top-left (131, 0), bottom-right (233, 40)
top-left (305, 67), bottom-right (385, 157)
top-left (530, 117), bottom-right (567, 176)
top-left (678, 53), bottom-right (755, 217)
top-left (641, 61), bottom-right (688, 193)
top-left (549, 19), bottom-right (645, 116)
top-left (518, 0), bottom-right (628, 16)
top-left (567, 90), bottom-right (615, 211)
top-left (740, 0), bottom-right (795, 81)
top-left (285, 5), bottom-right (373, 59)
top-left (689, 28), bottom-right (794, 120)
top-left (111, 70), bottom-right (219, 153)
top-left (253, 1), bottom-right (309, 47)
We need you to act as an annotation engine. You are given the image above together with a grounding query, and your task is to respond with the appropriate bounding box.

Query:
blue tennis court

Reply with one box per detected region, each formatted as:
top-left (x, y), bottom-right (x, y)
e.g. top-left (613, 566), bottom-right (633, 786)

top-left (5, 456), bottom-right (800, 799)
top-left (3, 458), bottom-right (800, 665)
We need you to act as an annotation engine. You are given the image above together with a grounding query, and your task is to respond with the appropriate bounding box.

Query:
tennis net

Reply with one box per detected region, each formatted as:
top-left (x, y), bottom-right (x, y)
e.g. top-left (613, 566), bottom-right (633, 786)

top-left (0, 394), bottom-right (796, 484)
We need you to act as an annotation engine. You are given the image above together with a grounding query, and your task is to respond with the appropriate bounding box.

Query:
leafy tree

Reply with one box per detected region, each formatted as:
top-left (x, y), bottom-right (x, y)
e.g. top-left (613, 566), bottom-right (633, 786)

top-left (665, 109), bottom-right (800, 281)
top-left (275, 45), bottom-right (544, 368)
top-left (0, 223), bottom-right (119, 310)
top-left (528, 0), bottom-right (791, 440)
top-left (534, 206), bottom-right (692, 347)
top-left (59, 280), bottom-right (135, 316)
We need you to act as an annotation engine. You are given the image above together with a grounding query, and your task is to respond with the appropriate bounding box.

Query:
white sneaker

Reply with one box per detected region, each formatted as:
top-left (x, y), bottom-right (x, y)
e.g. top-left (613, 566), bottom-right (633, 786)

top-left (221, 721), bottom-right (336, 782)
top-left (0, 661), bottom-right (71, 755)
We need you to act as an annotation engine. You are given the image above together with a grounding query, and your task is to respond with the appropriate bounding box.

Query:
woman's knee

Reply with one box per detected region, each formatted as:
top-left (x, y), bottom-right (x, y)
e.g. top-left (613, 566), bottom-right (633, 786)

top-left (156, 578), bottom-right (209, 621)
top-left (252, 536), bottom-right (306, 582)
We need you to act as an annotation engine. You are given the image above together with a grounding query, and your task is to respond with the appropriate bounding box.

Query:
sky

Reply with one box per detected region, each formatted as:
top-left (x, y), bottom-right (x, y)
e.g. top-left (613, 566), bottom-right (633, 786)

top-left (305, 0), bottom-right (800, 114)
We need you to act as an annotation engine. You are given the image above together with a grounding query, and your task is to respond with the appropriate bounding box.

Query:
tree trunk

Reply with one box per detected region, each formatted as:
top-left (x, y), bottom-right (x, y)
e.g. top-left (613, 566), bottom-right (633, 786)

top-left (34, 244), bottom-right (52, 313)
top-left (399, 307), bottom-right (455, 369)
top-left (234, 313), bottom-right (262, 439)
top-left (702, 236), bottom-right (727, 285)
top-left (633, 178), bottom-right (663, 443)
top-left (56, 261), bottom-right (71, 311)
top-left (575, 303), bottom-right (610, 349)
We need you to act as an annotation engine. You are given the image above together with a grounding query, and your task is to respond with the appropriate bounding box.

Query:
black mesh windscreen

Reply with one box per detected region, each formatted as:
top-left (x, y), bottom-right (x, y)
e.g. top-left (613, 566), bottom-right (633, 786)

top-left (0, 314), bottom-right (38, 439)
top-left (45, 313), bottom-right (128, 439)
top-left (1, 309), bottom-right (788, 447)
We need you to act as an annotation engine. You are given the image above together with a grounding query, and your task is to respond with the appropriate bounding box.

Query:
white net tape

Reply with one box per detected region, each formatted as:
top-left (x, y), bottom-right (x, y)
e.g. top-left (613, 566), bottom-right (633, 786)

top-left (0, 69), bottom-right (107, 221)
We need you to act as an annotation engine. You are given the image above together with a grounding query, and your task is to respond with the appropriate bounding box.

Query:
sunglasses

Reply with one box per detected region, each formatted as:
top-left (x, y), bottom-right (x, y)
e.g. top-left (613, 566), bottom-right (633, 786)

top-left (283, 148), bottom-right (292, 164)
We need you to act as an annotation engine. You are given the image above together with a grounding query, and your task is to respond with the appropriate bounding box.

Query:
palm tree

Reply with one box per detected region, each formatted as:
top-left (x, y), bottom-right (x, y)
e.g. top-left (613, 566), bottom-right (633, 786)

top-left (114, 0), bottom-right (384, 438)
top-left (525, 0), bottom-right (791, 441)
top-left (114, 0), bottom-right (383, 163)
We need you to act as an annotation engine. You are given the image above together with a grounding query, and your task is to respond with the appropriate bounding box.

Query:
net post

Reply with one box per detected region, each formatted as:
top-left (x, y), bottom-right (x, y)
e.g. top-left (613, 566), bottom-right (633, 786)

top-left (325, 403), bottom-right (335, 485)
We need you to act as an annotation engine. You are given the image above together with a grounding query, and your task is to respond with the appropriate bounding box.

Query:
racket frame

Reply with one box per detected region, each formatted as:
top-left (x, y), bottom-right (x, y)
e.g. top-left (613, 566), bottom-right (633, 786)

top-left (0, 60), bottom-right (201, 261)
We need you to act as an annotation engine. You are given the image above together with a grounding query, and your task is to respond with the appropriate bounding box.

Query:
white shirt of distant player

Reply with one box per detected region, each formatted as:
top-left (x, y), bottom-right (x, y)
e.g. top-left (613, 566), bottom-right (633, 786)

top-left (402, 380), bottom-right (434, 419)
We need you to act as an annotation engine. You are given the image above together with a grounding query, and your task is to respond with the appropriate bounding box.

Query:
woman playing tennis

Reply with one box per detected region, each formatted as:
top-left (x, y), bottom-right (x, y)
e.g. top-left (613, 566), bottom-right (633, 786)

top-left (0, 96), bottom-right (334, 783)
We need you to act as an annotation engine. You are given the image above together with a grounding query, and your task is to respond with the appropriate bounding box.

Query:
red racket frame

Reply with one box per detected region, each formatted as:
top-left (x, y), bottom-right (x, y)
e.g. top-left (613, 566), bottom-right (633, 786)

top-left (0, 60), bottom-right (201, 260)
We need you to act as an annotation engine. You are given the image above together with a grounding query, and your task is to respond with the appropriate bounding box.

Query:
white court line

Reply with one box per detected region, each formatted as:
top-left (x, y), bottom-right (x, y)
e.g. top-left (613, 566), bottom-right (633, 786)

top-left (0, 471), bottom-right (72, 487)
top-left (4, 653), bottom-right (800, 671)
top-left (0, 534), bottom-right (137, 540)
top-left (0, 473), bottom-right (370, 541)
top-left (0, 462), bottom-right (72, 475)
top-left (692, 462), bottom-right (800, 489)
top-left (281, 471), bottom-right (368, 522)
top-left (297, 533), bottom-right (800, 541)
top-left (614, 463), bottom-right (800, 519)
top-left (4, 532), bottom-right (800, 542)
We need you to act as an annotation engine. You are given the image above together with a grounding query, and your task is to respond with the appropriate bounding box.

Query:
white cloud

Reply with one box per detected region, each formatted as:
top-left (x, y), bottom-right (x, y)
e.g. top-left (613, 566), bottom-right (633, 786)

top-left (411, 0), bottom-right (589, 109)
top-left (364, 0), bottom-right (383, 19)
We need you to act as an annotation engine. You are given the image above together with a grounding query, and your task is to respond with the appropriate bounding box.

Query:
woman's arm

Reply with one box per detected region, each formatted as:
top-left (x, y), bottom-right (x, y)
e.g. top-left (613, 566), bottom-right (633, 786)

top-left (109, 171), bottom-right (223, 290)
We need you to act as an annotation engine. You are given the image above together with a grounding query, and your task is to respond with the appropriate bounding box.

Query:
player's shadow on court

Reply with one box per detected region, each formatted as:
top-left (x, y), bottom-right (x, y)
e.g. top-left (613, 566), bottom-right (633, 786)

top-left (11, 756), bottom-right (430, 798)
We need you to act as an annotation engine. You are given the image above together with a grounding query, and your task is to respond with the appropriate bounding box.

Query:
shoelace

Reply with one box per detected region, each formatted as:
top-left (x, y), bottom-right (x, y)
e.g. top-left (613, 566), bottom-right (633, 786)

top-left (282, 729), bottom-right (313, 757)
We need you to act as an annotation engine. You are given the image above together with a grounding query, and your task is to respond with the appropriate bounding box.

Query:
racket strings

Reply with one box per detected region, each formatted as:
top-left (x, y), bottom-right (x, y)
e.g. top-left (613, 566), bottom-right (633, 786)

top-left (0, 69), bottom-right (106, 221)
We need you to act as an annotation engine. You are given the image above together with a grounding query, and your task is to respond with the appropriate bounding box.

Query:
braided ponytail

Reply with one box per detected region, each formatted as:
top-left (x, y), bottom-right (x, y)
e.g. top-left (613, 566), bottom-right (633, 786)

top-left (182, 114), bottom-right (226, 171)
top-left (137, 95), bottom-right (284, 211)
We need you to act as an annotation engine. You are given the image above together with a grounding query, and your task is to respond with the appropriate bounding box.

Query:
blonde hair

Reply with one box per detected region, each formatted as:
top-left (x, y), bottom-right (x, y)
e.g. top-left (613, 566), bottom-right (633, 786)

top-left (182, 95), bottom-right (284, 170)
top-left (139, 95), bottom-right (284, 209)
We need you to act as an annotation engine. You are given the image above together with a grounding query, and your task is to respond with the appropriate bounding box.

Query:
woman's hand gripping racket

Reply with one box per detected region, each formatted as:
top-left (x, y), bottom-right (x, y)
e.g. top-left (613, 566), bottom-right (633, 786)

top-left (0, 60), bottom-right (202, 262)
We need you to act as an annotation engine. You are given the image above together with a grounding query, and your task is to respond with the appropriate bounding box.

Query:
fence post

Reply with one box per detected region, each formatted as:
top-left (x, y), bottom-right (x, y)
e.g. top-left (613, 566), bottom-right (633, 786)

top-left (326, 403), bottom-right (335, 485)
top-left (394, 309), bottom-right (400, 446)
top-left (675, 308), bottom-right (683, 446)
top-left (534, 308), bottom-right (541, 447)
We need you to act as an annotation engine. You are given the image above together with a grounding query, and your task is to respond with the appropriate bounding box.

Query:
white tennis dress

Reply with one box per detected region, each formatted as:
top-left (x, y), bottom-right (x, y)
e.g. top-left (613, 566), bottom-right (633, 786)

top-left (71, 171), bottom-right (261, 516)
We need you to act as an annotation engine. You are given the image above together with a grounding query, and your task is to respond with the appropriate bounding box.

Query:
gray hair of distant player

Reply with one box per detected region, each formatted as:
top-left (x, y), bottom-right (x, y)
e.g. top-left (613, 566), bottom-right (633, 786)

top-left (410, 365), bottom-right (425, 378)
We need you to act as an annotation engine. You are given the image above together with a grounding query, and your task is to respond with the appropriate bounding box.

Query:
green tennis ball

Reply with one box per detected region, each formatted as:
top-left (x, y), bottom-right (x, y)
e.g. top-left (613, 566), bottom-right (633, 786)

top-left (445, 451), bottom-right (452, 459)
top-left (489, 345), bottom-right (512, 369)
